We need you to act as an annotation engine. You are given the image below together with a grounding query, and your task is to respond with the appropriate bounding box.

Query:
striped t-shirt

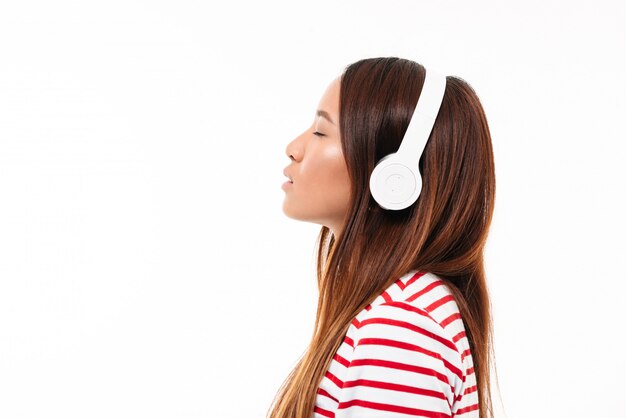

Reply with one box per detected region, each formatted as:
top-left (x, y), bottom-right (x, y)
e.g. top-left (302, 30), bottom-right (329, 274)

top-left (314, 270), bottom-right (479, 418)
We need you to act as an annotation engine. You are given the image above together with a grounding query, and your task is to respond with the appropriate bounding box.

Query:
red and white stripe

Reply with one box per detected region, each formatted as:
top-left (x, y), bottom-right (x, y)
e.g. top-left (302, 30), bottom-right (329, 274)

top-left (314, 270), bottom-right (479, 418)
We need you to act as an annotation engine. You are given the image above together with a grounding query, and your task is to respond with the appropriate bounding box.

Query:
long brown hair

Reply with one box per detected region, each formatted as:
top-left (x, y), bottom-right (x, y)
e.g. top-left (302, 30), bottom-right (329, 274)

top-left (267, 57), bottom-right (497, 418)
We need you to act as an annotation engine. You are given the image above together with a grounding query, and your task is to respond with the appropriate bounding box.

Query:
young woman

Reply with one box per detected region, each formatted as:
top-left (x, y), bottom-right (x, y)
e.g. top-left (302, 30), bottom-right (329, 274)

top-left (270, 57), bottom-right (496, 418)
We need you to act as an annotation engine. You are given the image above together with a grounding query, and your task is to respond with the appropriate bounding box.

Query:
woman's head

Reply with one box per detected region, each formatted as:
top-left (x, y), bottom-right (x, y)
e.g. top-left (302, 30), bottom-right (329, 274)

top-left (271, 57), bottom-right (496, 418)
top-left (284, 57), bottom-right (494, 248)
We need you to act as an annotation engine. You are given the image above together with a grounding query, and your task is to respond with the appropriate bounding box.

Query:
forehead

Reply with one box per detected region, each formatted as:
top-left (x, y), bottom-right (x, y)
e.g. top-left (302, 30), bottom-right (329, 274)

top-left (317, 76), bottom-right (341, 119)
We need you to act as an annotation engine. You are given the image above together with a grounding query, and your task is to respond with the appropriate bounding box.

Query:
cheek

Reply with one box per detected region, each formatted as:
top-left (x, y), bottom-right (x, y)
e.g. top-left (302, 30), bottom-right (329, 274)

top-left (314, 166), bottom-right (350, 214)
top-left (302, 146), bottom-right (348, 191)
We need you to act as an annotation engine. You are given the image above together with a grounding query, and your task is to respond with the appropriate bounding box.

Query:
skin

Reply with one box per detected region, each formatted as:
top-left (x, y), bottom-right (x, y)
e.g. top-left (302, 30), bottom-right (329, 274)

top-left (282, 76), bottom-right (351, 237)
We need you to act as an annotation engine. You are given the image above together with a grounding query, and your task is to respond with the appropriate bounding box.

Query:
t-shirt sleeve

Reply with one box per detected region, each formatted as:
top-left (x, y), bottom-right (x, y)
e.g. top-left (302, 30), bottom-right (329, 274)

top-left (335, 302), bottom-right (464, 418)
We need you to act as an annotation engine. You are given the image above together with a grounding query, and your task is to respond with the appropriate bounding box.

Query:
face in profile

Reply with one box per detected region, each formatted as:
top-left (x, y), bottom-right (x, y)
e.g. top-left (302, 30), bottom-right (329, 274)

top-left (282, 76), bottom-right (351, 236)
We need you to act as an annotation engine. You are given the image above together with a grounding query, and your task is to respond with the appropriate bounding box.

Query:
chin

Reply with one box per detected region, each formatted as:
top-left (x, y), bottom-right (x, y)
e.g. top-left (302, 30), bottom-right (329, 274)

top-left (281, 201), bottom-right (301, 220)
top-left (281, 205), bottom-right (317, 225)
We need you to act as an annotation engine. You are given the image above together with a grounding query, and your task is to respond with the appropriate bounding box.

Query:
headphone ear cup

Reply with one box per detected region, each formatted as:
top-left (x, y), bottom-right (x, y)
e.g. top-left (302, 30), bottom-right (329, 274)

top-left (369, 153), bottom-right (422, 210)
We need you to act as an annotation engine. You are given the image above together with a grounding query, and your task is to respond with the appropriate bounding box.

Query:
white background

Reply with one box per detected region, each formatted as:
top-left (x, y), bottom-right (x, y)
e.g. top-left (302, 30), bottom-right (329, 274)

top-left (1, 1), bottom-right (624, 417)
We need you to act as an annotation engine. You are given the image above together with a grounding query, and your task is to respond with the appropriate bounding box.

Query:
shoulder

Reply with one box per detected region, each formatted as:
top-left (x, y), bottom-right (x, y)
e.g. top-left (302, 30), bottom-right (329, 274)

top-left (339, 299), bottom-right (466, 415)
top-left (348, 271), bottom-right (467, 384)
top-left (353, 271), bottom-right (464, 350)
top-left (352, 300), bottom-right (463, 373)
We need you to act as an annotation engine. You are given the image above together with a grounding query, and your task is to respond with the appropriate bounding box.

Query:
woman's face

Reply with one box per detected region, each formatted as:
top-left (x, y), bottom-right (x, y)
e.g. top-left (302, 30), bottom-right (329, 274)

top-left (282, 76), bottom-right (351, 236)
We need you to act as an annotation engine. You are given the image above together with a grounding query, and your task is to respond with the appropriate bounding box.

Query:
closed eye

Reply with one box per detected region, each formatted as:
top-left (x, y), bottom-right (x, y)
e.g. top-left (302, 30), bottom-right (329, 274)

top-left (313, 131), bottom-right (325, 137)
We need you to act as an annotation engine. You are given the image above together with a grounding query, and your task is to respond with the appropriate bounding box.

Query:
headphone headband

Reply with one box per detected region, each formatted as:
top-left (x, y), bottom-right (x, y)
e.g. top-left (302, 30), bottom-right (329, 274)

top-left (397, 70), bottom-right (447, 158)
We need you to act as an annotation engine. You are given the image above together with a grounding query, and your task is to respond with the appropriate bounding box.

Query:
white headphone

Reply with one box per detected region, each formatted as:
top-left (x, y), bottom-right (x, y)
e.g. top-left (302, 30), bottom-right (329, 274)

top-left (369, 69), bottom-right (447, 210)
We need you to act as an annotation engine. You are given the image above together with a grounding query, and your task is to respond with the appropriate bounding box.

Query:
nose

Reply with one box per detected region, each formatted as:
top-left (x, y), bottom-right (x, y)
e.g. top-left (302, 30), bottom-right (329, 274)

top-left (285, 135), bottom-right (303, 161)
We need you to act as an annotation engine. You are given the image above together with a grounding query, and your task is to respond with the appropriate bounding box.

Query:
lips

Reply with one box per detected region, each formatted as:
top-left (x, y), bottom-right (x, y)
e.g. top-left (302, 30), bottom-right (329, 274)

top-left (283, 168), bottom-right (294, 183)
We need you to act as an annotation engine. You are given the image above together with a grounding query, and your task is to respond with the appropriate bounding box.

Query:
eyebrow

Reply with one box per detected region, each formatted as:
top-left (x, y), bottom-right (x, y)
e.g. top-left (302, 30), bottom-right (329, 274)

top-left (316, 110), bottom-right (336, 125)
